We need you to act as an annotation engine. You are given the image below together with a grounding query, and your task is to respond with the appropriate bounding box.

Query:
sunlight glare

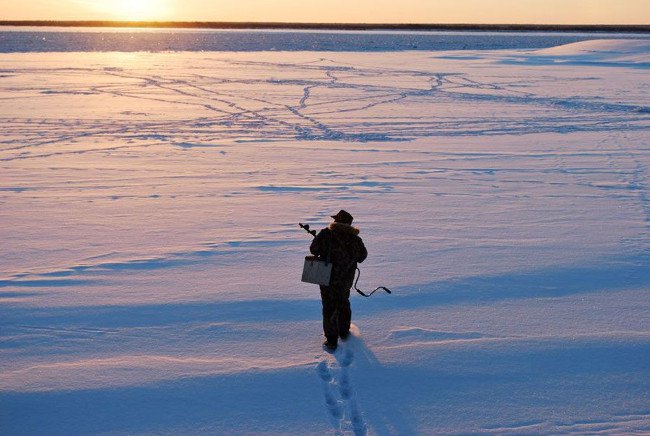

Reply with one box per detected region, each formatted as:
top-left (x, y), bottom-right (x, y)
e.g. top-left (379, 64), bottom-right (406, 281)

top-left (111, 0), bottom-right (170, 21)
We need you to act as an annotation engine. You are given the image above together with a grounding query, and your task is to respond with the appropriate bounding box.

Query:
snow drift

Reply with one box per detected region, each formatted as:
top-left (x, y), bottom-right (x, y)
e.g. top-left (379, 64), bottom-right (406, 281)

top-left (527, 38), bottom-right (650, 66)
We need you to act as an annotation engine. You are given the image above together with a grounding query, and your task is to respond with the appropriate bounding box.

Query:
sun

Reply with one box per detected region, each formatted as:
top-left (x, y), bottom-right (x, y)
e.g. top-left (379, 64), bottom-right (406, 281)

top-left (111, 0), bottom-right (170, 21)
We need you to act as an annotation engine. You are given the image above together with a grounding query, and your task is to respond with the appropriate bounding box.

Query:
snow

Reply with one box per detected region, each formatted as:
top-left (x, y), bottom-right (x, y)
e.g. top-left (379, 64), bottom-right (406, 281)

top-left (1, 38), bottom-right (649, 434)
top-left (533, 39), bottom-right (650, 64)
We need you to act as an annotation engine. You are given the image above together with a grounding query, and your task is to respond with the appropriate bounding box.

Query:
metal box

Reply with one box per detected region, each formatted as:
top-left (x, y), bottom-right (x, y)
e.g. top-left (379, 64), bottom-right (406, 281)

top-left (301, 255), bottom-right (332, 285)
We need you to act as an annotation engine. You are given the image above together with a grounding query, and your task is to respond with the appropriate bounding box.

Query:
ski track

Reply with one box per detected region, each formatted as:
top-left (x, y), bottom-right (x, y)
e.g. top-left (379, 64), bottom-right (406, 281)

top-left (2, 55), bottom-right (649, 163)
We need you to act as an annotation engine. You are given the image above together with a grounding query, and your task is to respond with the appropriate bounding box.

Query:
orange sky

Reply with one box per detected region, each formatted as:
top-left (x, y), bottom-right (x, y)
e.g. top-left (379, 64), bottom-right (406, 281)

top-left (2, 0), bottom-right (650, 24)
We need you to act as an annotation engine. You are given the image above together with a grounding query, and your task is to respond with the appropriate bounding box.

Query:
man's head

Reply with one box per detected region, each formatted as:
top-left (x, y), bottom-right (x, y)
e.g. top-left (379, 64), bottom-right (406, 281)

top-left (331, 210), bottom-right (353, 225)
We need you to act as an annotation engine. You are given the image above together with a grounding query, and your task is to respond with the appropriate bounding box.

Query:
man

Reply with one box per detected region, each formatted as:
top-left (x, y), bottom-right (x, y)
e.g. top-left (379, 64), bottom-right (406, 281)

top-left (310, 210), bottom-right (367, 351)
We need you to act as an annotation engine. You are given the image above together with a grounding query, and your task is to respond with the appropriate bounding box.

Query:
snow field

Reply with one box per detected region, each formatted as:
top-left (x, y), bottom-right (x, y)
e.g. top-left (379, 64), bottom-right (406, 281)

top-left (1, 39), bottom-right (649, 434)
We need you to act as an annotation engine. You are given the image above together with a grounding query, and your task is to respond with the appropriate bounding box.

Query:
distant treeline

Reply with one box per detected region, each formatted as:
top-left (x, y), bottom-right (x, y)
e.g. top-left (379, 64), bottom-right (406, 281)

top-left (1, 21), bottom-right (649, 32)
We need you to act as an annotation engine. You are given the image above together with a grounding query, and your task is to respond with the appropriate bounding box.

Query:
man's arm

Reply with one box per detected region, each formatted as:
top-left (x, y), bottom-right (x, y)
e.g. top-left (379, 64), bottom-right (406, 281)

top-left (357, 238), bottom-right (368, 263)
top-left (310, 229), bottom-right (329, 257)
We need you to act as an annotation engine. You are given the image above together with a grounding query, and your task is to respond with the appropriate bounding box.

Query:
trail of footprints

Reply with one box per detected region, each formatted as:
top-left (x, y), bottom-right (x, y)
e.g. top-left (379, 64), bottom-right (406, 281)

top-left (317, 345), bottom-right (367, 435)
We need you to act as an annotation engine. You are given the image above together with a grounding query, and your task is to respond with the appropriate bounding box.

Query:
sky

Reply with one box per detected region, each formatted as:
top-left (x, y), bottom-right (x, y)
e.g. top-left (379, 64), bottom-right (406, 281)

top-left (2, 0), bottom-right (650, 24)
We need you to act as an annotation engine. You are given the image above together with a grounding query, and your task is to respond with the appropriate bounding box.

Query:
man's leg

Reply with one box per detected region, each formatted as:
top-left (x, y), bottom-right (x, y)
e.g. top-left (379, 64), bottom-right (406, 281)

top-left (320, 285), bottom-right (339, 346)
top-left (337, 287), bottom-right (352, 339)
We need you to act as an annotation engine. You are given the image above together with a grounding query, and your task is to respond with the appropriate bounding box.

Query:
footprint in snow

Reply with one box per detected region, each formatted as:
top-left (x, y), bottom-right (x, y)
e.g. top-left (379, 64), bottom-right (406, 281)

top-left (316, 340), bottom-right (368, 435)
top-left (317, 360), bottom-right (343, 423)
top-left (316, 360), bottom-right (332, 382)
top-left (338, 347), bottom-right (354, 367)
top-left (325, 389), bottom-right (343, 420)
top-left (350, 398), bottom-right (368, 435)
top-left (338, 368), bottom-right (352, 400)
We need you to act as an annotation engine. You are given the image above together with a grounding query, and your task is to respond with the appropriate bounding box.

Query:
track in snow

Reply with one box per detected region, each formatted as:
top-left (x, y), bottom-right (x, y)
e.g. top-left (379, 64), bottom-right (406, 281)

top-left (316, 329), bottom-right (367, 435)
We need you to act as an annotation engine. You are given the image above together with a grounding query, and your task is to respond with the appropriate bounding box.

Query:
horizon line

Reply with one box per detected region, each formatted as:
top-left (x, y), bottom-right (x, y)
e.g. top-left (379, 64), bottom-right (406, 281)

top-left (1, 20), bottom-right (649, 32)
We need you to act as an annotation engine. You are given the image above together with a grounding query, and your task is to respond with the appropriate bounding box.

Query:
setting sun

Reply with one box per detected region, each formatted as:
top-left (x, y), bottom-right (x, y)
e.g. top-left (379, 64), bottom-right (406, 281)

top-left (110, 0), bottom-right (170, 21)
top-left (1, 0), bottom-right (648, 23)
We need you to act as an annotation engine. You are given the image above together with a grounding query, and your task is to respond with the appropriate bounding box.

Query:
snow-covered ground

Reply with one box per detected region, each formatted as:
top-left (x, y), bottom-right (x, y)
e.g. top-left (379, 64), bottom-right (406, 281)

top-left (1, 39), bottom-right (649, 434)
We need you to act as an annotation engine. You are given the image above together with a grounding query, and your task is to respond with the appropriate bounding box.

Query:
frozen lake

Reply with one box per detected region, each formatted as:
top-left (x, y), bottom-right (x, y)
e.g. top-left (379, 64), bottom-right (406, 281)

top-left (1, 34), bottom-right (649, 434)
top-left (1, 27), bottom-right (649, 52)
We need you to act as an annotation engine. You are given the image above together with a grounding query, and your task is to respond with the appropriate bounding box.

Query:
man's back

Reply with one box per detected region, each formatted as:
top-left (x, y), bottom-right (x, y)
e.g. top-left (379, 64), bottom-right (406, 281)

top-left (310, 222), bottom-right (367, 288)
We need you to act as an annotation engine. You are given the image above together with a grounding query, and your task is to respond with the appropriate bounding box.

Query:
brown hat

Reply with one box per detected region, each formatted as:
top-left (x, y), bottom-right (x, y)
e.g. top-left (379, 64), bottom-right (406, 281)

top-left (331, 210), bottom-right (353, 224)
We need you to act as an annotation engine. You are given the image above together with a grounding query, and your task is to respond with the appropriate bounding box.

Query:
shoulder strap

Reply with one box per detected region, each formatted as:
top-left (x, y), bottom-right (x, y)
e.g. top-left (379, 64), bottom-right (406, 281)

top-left (326, 229), bottom-right (333, 263)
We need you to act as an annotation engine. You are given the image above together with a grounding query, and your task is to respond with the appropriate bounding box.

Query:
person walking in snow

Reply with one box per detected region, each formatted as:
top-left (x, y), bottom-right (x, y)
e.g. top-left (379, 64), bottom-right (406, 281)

top-left (310, 210), bottom-right (367, 351)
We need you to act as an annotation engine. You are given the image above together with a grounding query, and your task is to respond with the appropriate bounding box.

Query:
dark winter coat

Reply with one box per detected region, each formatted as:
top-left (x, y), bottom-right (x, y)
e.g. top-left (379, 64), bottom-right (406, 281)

top-left (310, 222), bottom-right (368, 289)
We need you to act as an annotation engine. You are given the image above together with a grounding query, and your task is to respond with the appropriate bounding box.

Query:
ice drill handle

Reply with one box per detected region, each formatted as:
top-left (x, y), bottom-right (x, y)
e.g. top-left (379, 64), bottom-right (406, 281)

top-left (299, 223), bottom-right (317, 237)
